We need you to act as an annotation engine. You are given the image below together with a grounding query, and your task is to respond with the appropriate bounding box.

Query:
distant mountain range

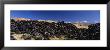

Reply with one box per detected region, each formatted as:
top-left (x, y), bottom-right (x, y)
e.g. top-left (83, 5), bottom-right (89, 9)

top-left (11, 17), bottom-right (98, 24)
top-left (73, 22), bottom-right (91, 25)
top-left (11, 17), bottom-right (99, 29)
top-left (37, 19), bottom-right (58, 23)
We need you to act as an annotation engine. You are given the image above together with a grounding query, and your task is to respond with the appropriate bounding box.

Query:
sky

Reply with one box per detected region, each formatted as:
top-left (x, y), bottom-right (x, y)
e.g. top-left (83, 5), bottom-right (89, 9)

top-left (11, 10), bottom-right (100, 23)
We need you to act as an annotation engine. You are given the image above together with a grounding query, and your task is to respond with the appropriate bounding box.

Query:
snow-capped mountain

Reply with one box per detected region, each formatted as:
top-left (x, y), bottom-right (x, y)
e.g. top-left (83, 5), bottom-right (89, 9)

top-left (11, 17), bottom-right (31, 21)
top-left (38, 19), bottom-right (58, 23)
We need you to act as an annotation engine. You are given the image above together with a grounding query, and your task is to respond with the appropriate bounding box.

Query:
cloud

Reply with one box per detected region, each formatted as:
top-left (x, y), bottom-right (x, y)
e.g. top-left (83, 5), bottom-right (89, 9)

top-left (11, 16), bottom-right (18, 19)
top-left (65, 22), bottom-right (71, 23)
top-left (74, 21), bottom-right (88, 23)
top-left (82, 20), bottom-right (88, 23)
top-left (94, 21), bottom-right (99, 23)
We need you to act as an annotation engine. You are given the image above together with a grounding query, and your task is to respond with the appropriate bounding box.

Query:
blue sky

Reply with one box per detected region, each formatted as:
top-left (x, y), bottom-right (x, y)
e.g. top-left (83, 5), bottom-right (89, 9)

top-left (11, 10), bottom-right (100, 23)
